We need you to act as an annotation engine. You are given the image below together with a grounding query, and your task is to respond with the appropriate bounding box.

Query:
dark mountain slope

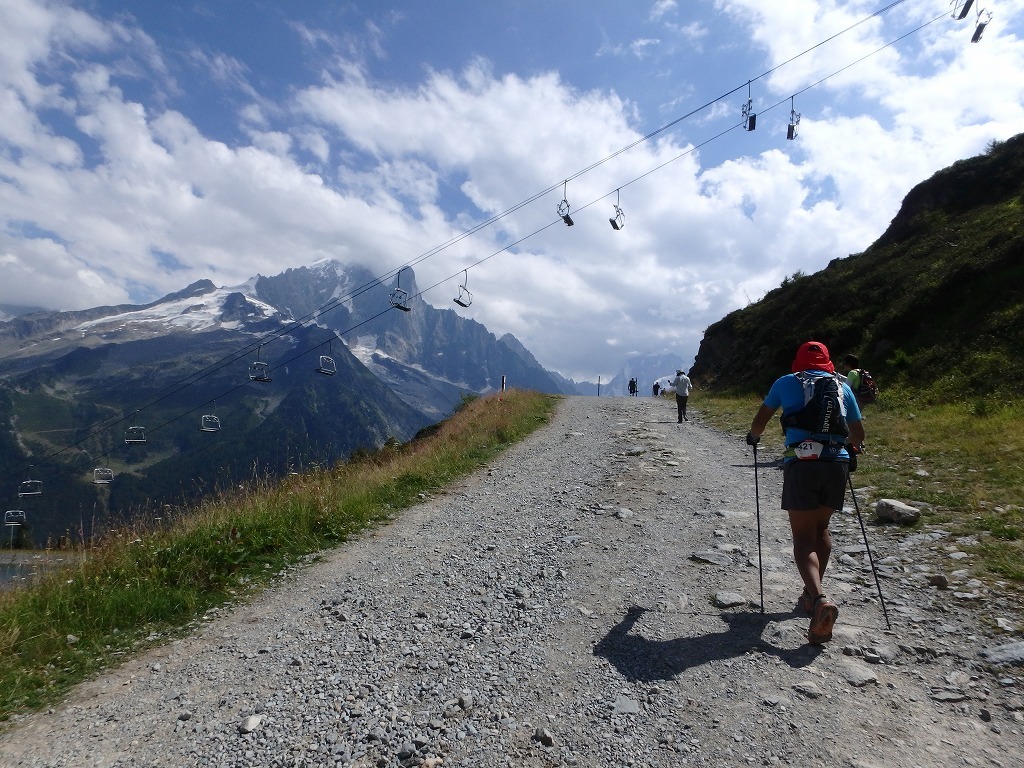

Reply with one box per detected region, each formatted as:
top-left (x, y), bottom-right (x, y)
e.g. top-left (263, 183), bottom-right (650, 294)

top-left (691, 134), bottom-right (1024, 398)
top-left (0, 259), bottom-right (574, 545)
top-left (0, 324), bottom-right (430, 544)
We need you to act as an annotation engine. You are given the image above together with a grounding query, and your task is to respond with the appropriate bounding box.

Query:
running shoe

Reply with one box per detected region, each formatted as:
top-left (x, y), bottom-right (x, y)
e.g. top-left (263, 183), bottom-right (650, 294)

top-left (808, 596), bottom-right (838, 644)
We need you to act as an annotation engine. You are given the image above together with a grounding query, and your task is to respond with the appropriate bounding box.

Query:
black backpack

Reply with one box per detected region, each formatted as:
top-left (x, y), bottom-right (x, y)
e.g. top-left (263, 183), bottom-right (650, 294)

top-left (780, 372), bottom-right (850, 439)
top-left (853, 368), bottom-right (878, 404)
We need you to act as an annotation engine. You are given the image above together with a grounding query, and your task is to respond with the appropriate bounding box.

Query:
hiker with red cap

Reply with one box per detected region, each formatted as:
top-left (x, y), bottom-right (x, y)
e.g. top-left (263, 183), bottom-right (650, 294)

top-left (745, 341), bottom-right (865, 644)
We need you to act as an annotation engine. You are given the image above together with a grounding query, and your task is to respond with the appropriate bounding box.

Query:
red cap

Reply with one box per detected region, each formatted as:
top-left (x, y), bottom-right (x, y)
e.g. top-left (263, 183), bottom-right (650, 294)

top-left (792, 341), bottom-right (835, 373)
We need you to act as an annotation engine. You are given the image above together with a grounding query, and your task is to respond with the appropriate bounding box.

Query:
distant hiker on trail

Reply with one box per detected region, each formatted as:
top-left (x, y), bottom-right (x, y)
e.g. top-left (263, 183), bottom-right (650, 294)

top-left (628, 378), bottom-right (638, 397)
top-left (652, 381), bottom-right (661, 397)
top-left (842, 354), bottom-right (878, 408)
top-left (745, 341), bottom-right (865, 645)
top-left (670, 369), bottom-right (692, 423)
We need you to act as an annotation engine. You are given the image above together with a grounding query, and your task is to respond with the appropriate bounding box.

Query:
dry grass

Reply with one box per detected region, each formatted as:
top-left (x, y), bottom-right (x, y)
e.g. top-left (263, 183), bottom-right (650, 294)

top-left (0, 389), bottom-right (557, 720)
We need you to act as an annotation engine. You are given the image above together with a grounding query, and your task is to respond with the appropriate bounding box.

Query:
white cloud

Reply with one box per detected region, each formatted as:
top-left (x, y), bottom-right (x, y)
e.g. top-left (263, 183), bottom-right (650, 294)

top-left (0, 0), bottom-right (1022, 380)
top-left (650, 1), bottom-right (678, 23)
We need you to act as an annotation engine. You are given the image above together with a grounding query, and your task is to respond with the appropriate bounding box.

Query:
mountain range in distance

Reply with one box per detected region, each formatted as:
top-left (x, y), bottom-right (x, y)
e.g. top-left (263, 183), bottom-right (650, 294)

top-left (0, 260), bottom-right (608, 545)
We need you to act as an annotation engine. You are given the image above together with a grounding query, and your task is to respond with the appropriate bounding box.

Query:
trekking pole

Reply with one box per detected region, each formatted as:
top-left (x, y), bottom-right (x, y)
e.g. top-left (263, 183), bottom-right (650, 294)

top-left (847, 475), bottom-right (892, 630)
top-left (752, 443), bottom-right (765, 613)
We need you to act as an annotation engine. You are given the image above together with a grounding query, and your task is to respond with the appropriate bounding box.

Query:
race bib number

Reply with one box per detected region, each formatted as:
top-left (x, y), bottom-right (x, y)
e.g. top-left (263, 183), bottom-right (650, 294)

top-left (794, 440), bottom-right (824, 460)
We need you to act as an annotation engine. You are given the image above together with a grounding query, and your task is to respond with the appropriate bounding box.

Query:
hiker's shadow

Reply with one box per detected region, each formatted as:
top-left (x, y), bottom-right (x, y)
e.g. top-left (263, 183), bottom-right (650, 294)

top-left (594, 605), bottom-right (819, 682)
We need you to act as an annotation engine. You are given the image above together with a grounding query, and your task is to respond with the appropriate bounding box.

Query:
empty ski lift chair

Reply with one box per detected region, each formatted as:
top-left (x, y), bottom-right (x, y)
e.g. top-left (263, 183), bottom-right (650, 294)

top-left (249, 345), bottom-right (272, 382)
top-left (124, 412), bottom-right (147, 444)
top-left (742, 82), bottom-right (756, 131)
top-left (92, 466), bottom-right (114, 484)
top-left (389, 267), bottom-right (413, 312)
top-left (609, 189), bottom-right (625, 230)
top-left (952, 0), bottom-right (975, 20)
top-left (5, 510), bottom-right (25, 525)
top-left (200, 414), bottom-right (221, 432)
top-left (971, 8), bottom-right (992, 42)
top-left (317, 355), bottom-right (337, 375)
top-left (18, 477), bottom-right (42, 497)
top-left (787, 97), bottom-right (801, 140)
top-left (454, 270), bottom-right (473, 308)
top-left (558, 180), bottom-right (574, 226)
top-left (317, 342), bottom-right (337, 375)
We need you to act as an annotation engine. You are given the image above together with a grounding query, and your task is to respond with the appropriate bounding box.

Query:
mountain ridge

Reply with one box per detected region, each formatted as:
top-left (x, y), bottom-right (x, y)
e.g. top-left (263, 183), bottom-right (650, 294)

top-left (0, 260), bottom-right (574, 544)
top-left (690, 133), bottom-right (1024, 398)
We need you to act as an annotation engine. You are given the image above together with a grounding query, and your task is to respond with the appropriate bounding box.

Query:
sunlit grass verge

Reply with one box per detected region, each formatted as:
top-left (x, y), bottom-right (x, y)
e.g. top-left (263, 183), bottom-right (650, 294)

top-left (0, 389), bottom-right (557, 722)
top-left (695, 390), bottom-right (1024, 583)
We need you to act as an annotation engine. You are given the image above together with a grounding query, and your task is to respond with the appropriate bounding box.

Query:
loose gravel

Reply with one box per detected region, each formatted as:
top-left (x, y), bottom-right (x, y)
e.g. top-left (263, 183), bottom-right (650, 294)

top-left (1, 395), bottom-right (1022, 768)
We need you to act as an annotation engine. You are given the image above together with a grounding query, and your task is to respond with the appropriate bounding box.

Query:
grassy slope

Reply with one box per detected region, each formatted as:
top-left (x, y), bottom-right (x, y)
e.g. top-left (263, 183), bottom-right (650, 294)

top-left (691, 134), bottom-right (1024, 398)
top-left (0, 390), bottom-right (557, 721)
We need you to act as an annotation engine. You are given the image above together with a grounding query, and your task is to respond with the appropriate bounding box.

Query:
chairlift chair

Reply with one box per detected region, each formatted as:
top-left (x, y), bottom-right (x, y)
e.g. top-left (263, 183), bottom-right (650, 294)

top-left (18, 478), bottom-right (42, 497)
top-left (742, 82), bottom-right (756, 131)
top-left (609, 189), bottom-right (625, 230)
top-left (389, 288), bottom-right (412, 311)
top-left (92, 466), bottom-right (114, 484)
top-left (200, 414), bottom-right (221, 432)
top-left (389, 267), bottom-right (413, 312)
top-left (18, 480), bottom-right (42, 497)
top-left (124, 425), bottom-right (147, 444)
top-left (4, 510), bottom-right (26, 525)
top-left (557, 180), bottom-right (574, 226)
top-left (316, 355), bottom-right (337, 375)
top-left (453, 270), bottom-right (473, 308)
top-left (249, 345), bottom-right (272, 382)
top-left (971, 8), bottom-right (992, 42)
top-left (743, 103), bottom-right (756, 131)
top-left (952, 0), bottom-right (975, 20)
top-left (787, 97), bottom-right (801, 141)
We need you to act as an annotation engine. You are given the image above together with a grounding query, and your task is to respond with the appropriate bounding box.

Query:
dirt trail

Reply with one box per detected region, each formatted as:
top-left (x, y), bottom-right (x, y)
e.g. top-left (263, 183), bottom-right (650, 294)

top-left (0, 395), bottom-right (1020, 767)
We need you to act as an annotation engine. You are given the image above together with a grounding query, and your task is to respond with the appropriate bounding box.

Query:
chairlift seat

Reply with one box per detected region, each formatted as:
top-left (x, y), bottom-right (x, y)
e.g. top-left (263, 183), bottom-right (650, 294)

top-left (954, 0), bottom-right (975, 20)
top-left (4, 510), bottom-right (26, 525)
top-left (200, 414), bottom-right (221, 432)
top-left (971, 14), bottom-right (990, 42)
top-left (317, 355), bottom-right (337, 375)
top-left (249, 361), bottom-right (272, 382)
top-left (389, 288), bottom-right (412, 312)
top-left (609, 206), bottom-right (625, 230)
top-left (124, 426), bottom-right (147, 444)
top-left (18, 479), bottom-right (42, 497)
top-left (454, 287), bottom-right (473, 308)
top-left (93, 467), bottom-right (114, 484)
top-left (557, 197), bottom-right (574, 226)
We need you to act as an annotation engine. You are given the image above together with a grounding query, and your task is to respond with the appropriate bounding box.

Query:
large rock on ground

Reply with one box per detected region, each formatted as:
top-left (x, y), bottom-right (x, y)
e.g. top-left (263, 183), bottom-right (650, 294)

top-left (875, 499), bottom-right (921, 524)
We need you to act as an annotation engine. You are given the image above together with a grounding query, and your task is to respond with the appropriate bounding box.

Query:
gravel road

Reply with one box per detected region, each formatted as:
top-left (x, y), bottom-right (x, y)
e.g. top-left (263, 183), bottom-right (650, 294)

top-left (1, 395), bottom-right (1022, 768)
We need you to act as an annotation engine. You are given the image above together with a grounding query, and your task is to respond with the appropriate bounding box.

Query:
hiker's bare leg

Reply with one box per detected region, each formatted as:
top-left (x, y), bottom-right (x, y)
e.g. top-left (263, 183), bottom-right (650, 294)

top-left (787, 506), bottom-right (834, 596)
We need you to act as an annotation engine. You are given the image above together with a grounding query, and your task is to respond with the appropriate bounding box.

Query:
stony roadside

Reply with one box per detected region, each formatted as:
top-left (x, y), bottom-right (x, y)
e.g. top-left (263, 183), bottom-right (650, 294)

top-left (1, 395), bottom-right (1022, 768)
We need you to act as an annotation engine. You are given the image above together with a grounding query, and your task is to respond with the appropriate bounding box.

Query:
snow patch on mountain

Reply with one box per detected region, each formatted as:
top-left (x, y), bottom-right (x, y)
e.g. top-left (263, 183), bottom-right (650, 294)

top-left (74, 288), bottom-right (279, 336)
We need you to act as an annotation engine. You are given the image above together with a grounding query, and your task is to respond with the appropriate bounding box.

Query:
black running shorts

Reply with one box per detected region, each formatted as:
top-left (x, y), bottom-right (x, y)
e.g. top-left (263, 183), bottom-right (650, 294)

top-left (781, 460), bottom-right (849, 511)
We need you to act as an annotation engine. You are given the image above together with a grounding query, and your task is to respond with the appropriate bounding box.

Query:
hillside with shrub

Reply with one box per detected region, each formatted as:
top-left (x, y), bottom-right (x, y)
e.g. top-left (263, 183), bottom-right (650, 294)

top-left (690, 133), bottom-right (1024, 399)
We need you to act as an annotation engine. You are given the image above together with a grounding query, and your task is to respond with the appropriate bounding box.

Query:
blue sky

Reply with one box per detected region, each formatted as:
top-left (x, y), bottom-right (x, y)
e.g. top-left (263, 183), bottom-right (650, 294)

top-left (1, 0), bottom-right (1022, 381)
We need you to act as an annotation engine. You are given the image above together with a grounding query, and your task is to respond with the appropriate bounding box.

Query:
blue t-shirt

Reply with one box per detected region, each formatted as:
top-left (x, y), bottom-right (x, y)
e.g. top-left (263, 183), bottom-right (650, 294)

top-left (763, 371), bottom-right (862, 462)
